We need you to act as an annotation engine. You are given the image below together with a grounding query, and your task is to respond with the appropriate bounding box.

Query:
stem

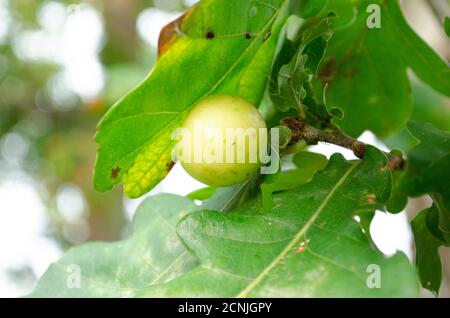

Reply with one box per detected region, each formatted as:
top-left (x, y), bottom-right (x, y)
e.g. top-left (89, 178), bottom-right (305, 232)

top-left (281, 117), bottom-right (405, 171)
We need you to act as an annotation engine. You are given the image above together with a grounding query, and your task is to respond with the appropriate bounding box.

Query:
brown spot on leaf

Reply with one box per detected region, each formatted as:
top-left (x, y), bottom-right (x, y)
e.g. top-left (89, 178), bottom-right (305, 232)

top-left (388, 155), bottom-right (405, 171)
top-left (245, 32), bottom-right (252, 39)
top-left (158, 7), bottom-right (194, 58)
top-left (206, 31), bottom-right (215, 39)
top-left (380, 155), bottom-right (406, 172)
top-left (294, 239), bottom-right (310, 254)
top-left (367, 193), bottom-right (377, 205)
top-left (111, 166), bottom-right (121, 179)
top-left (166, 161), bottom-right (175, 172)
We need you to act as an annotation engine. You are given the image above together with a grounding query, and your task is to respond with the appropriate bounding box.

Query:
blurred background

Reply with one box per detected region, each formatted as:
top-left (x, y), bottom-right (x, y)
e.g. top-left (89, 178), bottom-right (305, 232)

top-left (0, 0), bottom-right (449, 297)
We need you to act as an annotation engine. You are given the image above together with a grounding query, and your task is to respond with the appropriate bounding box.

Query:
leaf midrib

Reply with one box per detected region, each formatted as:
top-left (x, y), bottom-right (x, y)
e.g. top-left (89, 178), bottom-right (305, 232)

top-left (220, 177), bottom-right (255, 212)
top-left (236, 161), bottom-right (359, 298)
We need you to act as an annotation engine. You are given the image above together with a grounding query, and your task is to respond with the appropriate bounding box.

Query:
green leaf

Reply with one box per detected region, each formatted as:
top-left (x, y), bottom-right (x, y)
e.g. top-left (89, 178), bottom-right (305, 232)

top-left (28, 195), bottom-right (199, 297)
top-left (384, 80), bottom-right (450, 153)
top-left (289, 0), bottom-right (328, 18)
top-left (400, 122), bottom-right (450, 243)
top-left (271, 15), bottom-right (333, 113)
top-left (186, 187), bottom-right (216, 201)
top-left (94, 0), bottom-right (289, 198)
top-left (444, 16), bottom-right (450, 37)
top-left (203, 176), bottom-right (261, 212)
top-left (409, 80), bottom-right (450, 132)
top-left (386, 167), bottom-right (409, 214)
top-left (137, 147), bottom-right (418, 297)
top-left (324, 0), bottom-right (357, 30)
top-left (356, 210), bottom-right (376, 244)
top-left (412, 205), bottom-right (448, 295)
top-left (276, 125), bottom-right (293, 148)
top-left (261, 152), bottom-right (328, 210)
top-left (292, 150), bottom-right (328, 168)
top-left (321, 0), bottom-right (450, 138)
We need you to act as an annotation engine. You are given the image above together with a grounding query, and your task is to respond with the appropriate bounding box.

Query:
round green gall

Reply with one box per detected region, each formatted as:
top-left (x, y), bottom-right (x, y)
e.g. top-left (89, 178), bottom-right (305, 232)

top-left (177, 95), bottom-right (267, 187)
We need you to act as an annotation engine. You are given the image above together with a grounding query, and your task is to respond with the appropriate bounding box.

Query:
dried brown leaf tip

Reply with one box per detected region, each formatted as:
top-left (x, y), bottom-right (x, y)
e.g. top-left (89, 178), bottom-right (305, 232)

top-left (157, 7), bottom-right (193, 58)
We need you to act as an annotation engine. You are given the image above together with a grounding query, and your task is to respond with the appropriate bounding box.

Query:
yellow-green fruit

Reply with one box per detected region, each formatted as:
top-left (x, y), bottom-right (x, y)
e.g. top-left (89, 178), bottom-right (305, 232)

top-left (178, 95), bottom-right (267, 187)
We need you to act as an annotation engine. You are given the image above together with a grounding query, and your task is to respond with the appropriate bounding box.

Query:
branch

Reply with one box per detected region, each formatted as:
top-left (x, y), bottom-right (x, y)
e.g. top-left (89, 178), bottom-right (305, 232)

top-left (281, 117), bottom-right (405, 171)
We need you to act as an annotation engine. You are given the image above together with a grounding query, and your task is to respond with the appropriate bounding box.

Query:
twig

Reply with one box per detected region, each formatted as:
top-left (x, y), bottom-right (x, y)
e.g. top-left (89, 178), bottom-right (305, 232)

top-left (281, 117), bottom-right (405, 171)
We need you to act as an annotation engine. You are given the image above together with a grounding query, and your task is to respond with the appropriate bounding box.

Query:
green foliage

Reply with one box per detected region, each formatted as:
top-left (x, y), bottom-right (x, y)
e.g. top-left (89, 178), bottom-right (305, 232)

top-left (261, 152), bottom-right (328, 210)
top-left (383, 80), bottom-right (450, 155)
top-left (186, 187), bottom-right (216, 201)
top-left (391, 122), bottom-right (450, 294)
top-left (29, 195), bottom-right (200, 297)
top-left (412, 205), bottom-right (449, 295)
top-left (31, 148), bottom-right (419, 297)
top-left (138, 148), bottom-right (415, 297)
top-left (270, 14), bottom-right (333, 115)
top-left (94, 0), bottom-right (289, 198)
top-left (28, 0), bottom-right (450, 297)
top-left (289, 0), bottom-right (328, 18)
top-left (445, 16), bottom-right (450, 37)
top-left (321, 0), bottom-right (450, 137)
top-left (393, 122), bottom-right (450, 240)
